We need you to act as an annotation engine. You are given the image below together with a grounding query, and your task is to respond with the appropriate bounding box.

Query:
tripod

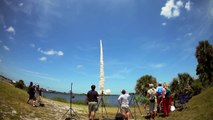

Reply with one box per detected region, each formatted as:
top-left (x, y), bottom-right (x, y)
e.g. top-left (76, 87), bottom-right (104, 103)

top-left (129, 93), bottom-right (143, 120)
top-left (61, 83), bottom-right (80, 120)
top-left (96, 91), bottom-right (108, 119)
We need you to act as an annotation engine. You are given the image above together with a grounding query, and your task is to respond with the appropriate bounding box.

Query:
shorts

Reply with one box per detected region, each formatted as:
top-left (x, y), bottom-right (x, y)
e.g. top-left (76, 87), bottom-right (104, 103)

top-left (88, 102), bottom-right (98, 113)
top-left (121, 105), bottom-right (130, 113)
top-left (149, 101), bottom-right (157, 112)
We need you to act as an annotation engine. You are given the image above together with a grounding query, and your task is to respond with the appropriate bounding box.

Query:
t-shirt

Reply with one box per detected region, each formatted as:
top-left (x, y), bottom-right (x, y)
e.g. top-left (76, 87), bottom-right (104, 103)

top-left (147, 88), bottom-right (157, 101)
top-left (87, 90), bottom-right (99, 102)
top-left (156, 86), bottom-right (163, 95)
top-left (118, 94), bottom-right (130, 106)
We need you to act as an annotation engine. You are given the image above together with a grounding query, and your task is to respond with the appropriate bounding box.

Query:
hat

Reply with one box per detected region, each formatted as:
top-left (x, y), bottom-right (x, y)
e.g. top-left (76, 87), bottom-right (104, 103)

top-left (158, 82), bottom-right (162, 86)
top-left (149, 84), bottom-right (154, 87)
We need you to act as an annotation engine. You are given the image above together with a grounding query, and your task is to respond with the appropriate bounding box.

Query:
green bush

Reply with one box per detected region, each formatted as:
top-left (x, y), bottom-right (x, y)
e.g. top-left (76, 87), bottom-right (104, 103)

top-left (191, 80), bottom-right (203, 95)
top-left (15, 80), bottom-right (25, 89)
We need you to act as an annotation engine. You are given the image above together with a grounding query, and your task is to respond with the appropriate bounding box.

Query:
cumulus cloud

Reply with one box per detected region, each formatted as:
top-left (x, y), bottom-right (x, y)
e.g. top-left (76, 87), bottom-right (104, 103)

top-left (38, 48), bottom-right (64, 56)
top-left (39, 56), bottom-right (47, 61)
top-left (3, 45), bottom-right (10, 51)
top-left (162, 22), bottom-right (167, 26)
top-left (6, 26), bottom-right (15, 35)
top-left (160, 0), bottom-right (184, 19)
top-left (185, 1), bottom-right (191, 11)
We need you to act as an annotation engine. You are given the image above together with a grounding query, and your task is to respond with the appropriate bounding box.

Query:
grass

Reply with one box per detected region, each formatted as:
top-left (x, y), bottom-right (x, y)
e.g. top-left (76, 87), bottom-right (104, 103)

top-left (1, 77), bottom-right (213, 120)
top-left (158, 87), bottom-right (213, 120)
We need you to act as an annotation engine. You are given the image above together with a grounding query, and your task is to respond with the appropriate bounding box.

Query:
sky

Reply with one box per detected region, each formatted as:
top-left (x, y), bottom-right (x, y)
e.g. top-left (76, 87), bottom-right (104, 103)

top-left (0, 0), bottom-right (213, 94)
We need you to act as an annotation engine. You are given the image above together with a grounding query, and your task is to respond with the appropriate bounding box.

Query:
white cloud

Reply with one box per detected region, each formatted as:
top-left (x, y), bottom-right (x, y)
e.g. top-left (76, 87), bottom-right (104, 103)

top-left (19, 3), bottom-right (24, 7)
top-left (104, 89), bottom-right (111, 95)
top-left (185, 1), bottom-right (191, 11)
top-left (162, 22), bottom-right (167, 26)
top-left (38, 48), bottom-right (64, 56)
top-left (30, 43), bottom-right (35, 48)
top-left (21, 69), bottom-right (49, 76)
top-left (6, 26), bottom-right (15, 35)
top-left (3, 45), bottom-right (10, 51)
top-left (186, 32), bottom-right (193, 36)
top-left (150, 63), bottom-right (165, 68)
top-left (160, 0), bottom-right (184, 19)
top-left (20, 68), bottom-right (59, 81)
top-left (39, 57), bottom-right (47, 61)
top-left (176, 0), bottom-right (183, 7)
top-left (77, 65), bottom-right (84, 69)
top-left (9, 36), bottom-right (14, 40)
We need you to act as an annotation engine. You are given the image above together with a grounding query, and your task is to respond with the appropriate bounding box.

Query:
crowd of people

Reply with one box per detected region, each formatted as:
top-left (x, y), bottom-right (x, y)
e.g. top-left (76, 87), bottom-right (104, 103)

top-left (147, 82), bottom-right (172, 120)
top-left (86, 82), bottom-right (173, 120)
top-left (27, 82), bottom-right (42, 107)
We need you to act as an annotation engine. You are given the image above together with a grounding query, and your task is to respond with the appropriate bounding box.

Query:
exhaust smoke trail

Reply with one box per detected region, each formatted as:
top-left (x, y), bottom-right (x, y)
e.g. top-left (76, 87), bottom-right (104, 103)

top-left (99, 40), bottom-right (111, 95)
top-left (99, 40), bottom-right (104, 93)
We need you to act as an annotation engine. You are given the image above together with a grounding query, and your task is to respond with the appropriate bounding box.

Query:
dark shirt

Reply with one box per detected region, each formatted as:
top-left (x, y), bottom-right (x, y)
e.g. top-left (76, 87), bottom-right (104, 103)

top-left (87, 90), bottom-right (99, 102)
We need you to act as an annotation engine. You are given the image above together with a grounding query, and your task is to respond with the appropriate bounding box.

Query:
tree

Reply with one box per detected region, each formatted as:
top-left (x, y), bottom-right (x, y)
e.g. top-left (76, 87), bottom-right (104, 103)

top-left (15, 80), bottom-right (25, 89)
top-left (191, 79), bottom-right (202, 95)
top-left (135, 75), bottom-right (157, 96)
top-left (170, 73), bottom-right (195, 99)
top-left (170, 78), bottom-right (179, 95)
top-left (178, 73), bottom-right (194, 91)
top-left (196, 40), bottom-right (213, 88)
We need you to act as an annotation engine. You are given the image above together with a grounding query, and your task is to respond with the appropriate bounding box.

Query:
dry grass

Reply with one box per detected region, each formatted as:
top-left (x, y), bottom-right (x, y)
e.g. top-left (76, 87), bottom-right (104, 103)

top-left (1, 78), bottom-right (213, 120)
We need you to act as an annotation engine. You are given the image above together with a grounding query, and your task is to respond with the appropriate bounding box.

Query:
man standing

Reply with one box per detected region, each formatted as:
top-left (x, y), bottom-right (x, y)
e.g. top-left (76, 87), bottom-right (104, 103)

top-left (87, 85), bottom-right (99, 120)
top-left (156, 82), bottom-right (163, 112)
top-left (118, 89), bottom-right (130, 120)
top-left (147, 84), bottom-right (157, 120)
top-left (27, 82), bottom-right (36, 107)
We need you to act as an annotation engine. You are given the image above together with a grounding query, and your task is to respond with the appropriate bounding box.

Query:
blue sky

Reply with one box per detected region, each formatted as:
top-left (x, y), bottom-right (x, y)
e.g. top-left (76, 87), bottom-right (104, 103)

top-left (0, 0), bottom-right (213, 94)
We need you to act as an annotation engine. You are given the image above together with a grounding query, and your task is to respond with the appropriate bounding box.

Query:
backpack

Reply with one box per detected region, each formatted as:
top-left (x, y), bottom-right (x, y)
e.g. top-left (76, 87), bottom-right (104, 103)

top-left (165, 88), bottom-right (171, 98)
top-left (149, 89), bottom-right (155, 102)
top-left (157, 87), bottom-right (162, 95)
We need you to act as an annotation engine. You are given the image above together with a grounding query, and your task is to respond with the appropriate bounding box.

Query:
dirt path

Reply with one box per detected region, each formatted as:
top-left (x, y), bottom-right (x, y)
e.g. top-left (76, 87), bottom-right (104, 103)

top-left (25, 98), bottom-right (88, 120)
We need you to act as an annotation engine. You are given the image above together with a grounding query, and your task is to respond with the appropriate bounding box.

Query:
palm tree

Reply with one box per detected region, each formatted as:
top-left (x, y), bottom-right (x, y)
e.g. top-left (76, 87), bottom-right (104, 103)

top-left (195, 40), bottom-right (213, 88)
top-left (135, 75), bottom-right (157, 96)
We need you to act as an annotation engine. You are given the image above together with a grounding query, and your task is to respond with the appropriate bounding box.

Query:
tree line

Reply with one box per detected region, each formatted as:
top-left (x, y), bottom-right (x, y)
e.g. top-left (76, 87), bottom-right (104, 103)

top-left (135, 40), bottom-right (213, 101)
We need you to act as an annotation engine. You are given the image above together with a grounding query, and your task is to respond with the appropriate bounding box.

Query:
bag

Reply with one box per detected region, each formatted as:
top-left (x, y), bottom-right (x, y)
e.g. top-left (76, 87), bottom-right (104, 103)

top-left (115, 113), bottom-right (123, 120)
top-left (150, 90), bottom-right (155, 102)
top-left (165, 88), bottom-right (171, 98)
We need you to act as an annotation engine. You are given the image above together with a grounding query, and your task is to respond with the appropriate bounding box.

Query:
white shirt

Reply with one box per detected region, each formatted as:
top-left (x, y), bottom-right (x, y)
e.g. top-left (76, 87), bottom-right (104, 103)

top-left (118, 93), bottom-right (130, 106)
top-left (147, 88), bottom-right (157, 101)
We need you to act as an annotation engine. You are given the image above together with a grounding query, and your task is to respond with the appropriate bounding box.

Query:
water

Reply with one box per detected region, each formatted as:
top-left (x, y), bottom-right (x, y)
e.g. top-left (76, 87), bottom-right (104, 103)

top-left (42, 92), bottom-right (120, 106)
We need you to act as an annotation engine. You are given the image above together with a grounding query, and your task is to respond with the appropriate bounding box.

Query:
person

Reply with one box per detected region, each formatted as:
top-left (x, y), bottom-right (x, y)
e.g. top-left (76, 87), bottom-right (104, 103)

top-left (118, 89), bottom-right (130, 120)
top-left (35, 84), bottom-right (41, 105)
top-left (147, 84), bottom-right (157, 120)
top-left (87, 85), bottom-right (99, 120)
top-left (162, 82), bottom-right (172, 117)
top-left (27, 82), bottom-right (36, 107)
top-left (156, 82), bottom-right (163, 112)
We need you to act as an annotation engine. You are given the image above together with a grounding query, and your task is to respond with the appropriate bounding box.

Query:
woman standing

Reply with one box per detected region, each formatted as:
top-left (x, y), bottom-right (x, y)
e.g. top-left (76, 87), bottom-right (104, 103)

top-left (162, 82), bottom-right (172, 117)
top-left (118, 89), bottom-right (130, 120)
